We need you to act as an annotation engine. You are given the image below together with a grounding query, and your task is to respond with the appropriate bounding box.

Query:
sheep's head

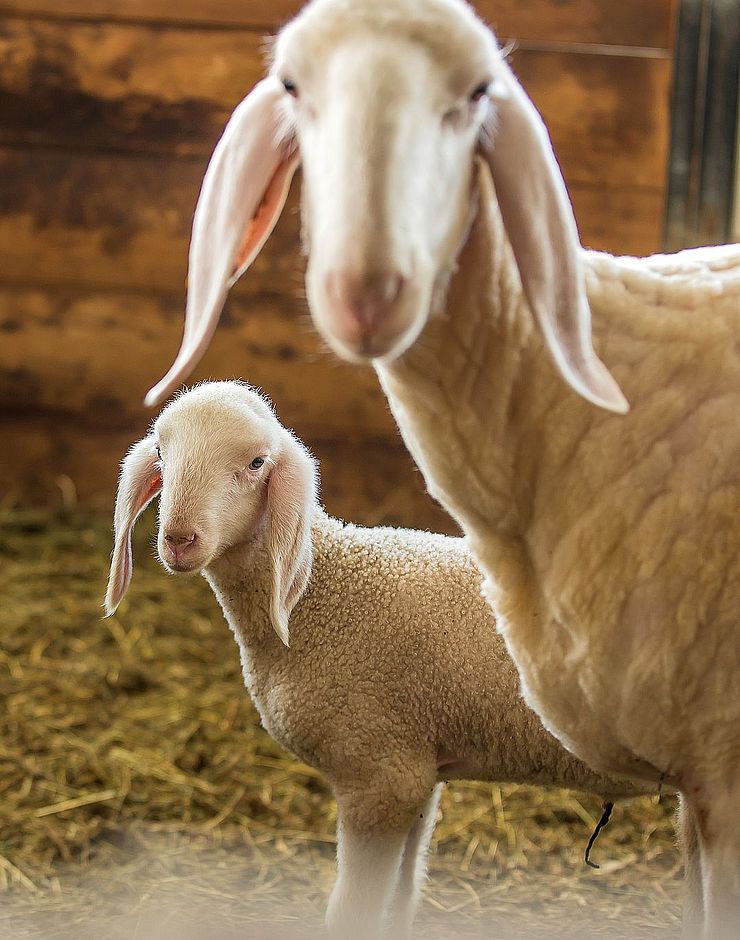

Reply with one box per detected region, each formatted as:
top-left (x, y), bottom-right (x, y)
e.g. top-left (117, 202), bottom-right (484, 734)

top-left (276, 0), bottom-right (496, 362)
top-left (145, 0), bottom-right (627, 415)
top-left (105, 382), bottom-right (318, 646)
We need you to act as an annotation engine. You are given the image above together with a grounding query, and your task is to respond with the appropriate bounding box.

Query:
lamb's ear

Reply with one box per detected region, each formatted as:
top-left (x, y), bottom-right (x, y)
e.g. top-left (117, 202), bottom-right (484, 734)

top-left (104, 436), bottom-right (162, 616)
top-left (145, 76), bottom-right (300, 407)
top-left (479, 66), bottom-right (628, 414)
top-left (266, 434), bottom-right (318, 647)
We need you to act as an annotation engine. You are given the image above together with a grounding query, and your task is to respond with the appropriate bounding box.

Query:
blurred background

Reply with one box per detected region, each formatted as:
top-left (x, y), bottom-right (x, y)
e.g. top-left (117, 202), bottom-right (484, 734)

top-left (0, 0), bottom-right (737, 937)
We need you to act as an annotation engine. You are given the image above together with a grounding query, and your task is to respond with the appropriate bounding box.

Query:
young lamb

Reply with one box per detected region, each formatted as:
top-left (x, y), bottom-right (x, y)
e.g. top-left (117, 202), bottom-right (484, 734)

top-left (142, 3), bottom-right (740, 935)
top-left (105, 381), bottom-right (649, 940)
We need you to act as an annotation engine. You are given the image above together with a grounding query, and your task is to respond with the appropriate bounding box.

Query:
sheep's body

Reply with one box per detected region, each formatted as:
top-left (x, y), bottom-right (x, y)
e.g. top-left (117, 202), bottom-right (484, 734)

top-left (377, 181), bottom-right (740, 789)
top-left (377, 178), bottom-right (740, 934)
top-left (206, 509), bottom-right (643, 937)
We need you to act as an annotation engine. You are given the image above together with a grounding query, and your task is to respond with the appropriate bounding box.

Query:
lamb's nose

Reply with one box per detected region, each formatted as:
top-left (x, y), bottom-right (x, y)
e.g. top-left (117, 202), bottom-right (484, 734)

top-left (164, 531), bottom-right (196, 547)
top-left (326, 270), bottom-right (405, 334)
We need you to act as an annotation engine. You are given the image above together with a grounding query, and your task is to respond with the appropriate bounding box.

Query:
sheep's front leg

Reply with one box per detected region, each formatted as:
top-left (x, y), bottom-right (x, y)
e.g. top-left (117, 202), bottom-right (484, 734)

top-left (677, 795), bottom-right (704, 939)
top-left (386, 784), bottom-right (444, 939)
top-left (326, 814), bottom-right (409, 940)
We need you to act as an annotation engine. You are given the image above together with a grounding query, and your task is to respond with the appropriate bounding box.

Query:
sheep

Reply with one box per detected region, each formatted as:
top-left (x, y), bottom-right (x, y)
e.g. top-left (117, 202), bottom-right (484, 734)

top-left (105, 380), bottom-right (651, 940)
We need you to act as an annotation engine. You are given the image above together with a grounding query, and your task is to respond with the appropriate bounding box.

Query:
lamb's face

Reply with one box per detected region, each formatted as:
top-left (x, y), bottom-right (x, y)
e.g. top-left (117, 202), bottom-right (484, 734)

top-left (152, 386), bottom-right (280, 575)
top-left (274, 0), bottom-right (498, 362)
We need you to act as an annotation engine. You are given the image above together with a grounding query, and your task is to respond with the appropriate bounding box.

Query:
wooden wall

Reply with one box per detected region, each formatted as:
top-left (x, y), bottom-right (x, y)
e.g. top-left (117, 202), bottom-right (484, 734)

top-left (0, 0), bottom-right (676, 527)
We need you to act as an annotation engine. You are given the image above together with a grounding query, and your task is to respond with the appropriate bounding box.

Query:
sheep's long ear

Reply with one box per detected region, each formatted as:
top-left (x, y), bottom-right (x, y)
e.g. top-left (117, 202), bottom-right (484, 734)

top-left (145, 76), bottom-right (299, 408)
top-left (479, 66), bottom-right (628, 414)
top-left (104, 436), bottom-right (162, 616)
top-left (266, 434), bottom-right (318, 647)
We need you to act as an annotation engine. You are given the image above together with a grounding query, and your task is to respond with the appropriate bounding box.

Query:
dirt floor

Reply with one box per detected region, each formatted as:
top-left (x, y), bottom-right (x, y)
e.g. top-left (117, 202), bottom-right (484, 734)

top-left (0, 509), bottom-right (683, 938)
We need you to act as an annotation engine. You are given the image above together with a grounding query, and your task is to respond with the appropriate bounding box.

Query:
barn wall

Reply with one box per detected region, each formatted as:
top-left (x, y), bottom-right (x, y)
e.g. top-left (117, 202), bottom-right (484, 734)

top-left (0, 0), bottom-right (676, 527)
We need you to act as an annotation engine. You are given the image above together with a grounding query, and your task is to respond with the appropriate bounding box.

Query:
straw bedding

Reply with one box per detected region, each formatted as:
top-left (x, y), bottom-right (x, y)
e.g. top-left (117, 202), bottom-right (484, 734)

top-left (0, 509), bottom-right (682, 937)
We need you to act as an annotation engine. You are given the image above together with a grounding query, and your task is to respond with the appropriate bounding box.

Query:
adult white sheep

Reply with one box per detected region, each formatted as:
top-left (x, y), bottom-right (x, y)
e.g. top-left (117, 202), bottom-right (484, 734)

top-left (106, 381), bottom-right (650, 940)
top-left (143, 1), bottom-right (740, 936)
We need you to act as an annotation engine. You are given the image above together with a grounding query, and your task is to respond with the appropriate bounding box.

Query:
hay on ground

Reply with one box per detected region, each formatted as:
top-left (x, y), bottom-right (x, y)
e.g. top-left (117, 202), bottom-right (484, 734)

top-left (0, 509), bottom-right (682, 936)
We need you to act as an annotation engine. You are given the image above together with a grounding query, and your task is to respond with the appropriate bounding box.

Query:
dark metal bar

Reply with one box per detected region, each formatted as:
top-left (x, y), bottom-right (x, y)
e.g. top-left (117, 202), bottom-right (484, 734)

top-left (664, 0), bottom-right (739, 249)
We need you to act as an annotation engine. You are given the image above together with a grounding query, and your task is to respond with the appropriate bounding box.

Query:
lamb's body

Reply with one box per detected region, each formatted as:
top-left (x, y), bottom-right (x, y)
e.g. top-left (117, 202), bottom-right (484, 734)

top-left (106, 381), bottom-right (646, 940)
top-left (206, 511), bottom-right (636, 803)
top-left (208, 509), bottom-right (643, 937)
top-left (377, 185), bottom-right (740, 790)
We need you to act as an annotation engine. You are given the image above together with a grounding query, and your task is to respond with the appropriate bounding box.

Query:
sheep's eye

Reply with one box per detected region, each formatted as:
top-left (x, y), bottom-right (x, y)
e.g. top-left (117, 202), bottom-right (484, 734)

top-left (282, 78), bottom-right (298, 98)
top-left (470, 82), bottom-right (490, 103)
top-left (248, 456), bottom-right (265, 471)
top-left (155, 446), bottom-right (161, 460)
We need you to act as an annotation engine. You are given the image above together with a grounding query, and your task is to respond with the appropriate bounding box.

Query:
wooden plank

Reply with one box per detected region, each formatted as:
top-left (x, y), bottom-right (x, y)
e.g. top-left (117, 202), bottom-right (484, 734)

top-left (0, 0), bottom-right (300, 30)
top-left (0, 418), bottom-right (457, 533)
top-left (0, 18), bottom-right (672, 176)
top-left (0, 143), bottom-right (664, 296)
top-left (0, 0), bottom-right (676, 49)
top-left (571, 186), bottom-right (664, 256)
top-left (479, 0), bottom-right (674, 50)
top-left (514, 49), bottom-right (671, 195)
top-left (0, 286), bottom-right (397, 441)
top-left (0, 147), bottom-right (301, 293)
top-left (0, 169), bottom-right (661, 424)
top-left (0, 18), bottom-right (264, 157)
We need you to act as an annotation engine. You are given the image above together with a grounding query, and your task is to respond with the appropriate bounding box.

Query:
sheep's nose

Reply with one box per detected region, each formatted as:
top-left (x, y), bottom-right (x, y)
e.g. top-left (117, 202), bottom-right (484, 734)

top-left (326, 270), bottom-right (405, 335)
top-left (164, 531), bottom-right (197, 547)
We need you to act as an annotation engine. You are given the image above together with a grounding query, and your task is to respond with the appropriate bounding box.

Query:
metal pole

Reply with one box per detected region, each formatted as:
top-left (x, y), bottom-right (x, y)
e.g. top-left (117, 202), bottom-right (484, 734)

top-left (664, 0), bottom-right (739, 249)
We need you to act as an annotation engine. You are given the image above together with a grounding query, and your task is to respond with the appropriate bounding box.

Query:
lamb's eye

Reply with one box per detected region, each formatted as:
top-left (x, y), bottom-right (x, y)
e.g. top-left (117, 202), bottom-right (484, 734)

top-left (282, 78), bottom-right (298, 98)
top-left (470, 81), bottom-right (490, 102)
top-left (248, 456), bottom-right (265, 471)
top-left (155, 446), bottom-right (161, 460)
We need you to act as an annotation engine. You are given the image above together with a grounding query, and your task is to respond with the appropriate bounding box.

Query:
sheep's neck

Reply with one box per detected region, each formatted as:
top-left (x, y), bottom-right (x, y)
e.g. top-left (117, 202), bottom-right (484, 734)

top-left (376, 172), bottom-right (578, 609)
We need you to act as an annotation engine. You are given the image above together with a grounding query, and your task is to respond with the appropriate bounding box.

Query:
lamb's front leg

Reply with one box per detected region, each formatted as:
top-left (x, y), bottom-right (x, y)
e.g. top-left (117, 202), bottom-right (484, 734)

top-left (326, 818), bottom-right (408, 939)
top-left (386, 783), bottom-right (444, 939)
top-left (327, 776), bottom-right (435, 940)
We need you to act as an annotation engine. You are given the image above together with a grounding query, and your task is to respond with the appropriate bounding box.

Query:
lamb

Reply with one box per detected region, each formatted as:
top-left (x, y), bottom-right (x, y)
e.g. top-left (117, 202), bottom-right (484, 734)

top-left (141, 3), bottom-right (740, 935)
top-left (105, 380), bottom-right (649, 940)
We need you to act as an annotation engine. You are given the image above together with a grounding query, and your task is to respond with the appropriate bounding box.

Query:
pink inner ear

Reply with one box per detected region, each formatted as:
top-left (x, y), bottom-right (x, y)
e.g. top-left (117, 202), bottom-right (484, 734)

top-left (232, 151), bottom-right (298, 277)
top-left (139, 472), bottom-right (163, 511)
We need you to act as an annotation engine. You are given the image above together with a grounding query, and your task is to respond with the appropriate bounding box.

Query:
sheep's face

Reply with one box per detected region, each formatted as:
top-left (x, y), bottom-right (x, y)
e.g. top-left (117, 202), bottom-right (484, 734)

top-left (274, 0), bottom-right (498, 362)
top-left (152, 385), bottom-right (281, 575)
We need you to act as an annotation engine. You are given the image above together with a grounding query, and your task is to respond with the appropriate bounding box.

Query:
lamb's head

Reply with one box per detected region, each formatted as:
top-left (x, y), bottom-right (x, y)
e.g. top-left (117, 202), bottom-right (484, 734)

top-left (105, 381), bottom-right (318, 646)
top-left (145, 0), bottom-right (627, 415)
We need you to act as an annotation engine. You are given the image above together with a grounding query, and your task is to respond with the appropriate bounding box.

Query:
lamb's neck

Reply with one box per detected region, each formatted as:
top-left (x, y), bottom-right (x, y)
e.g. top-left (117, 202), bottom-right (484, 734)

top-left (203, 534), bottom-right (276, 656)
top-left (376, 174), bottom-right (586, 598)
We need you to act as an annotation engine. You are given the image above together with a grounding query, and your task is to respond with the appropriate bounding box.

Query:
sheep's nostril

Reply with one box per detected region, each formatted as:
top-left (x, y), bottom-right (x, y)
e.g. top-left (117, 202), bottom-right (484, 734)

top-left (164, 532), bottom-right (197, 548)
